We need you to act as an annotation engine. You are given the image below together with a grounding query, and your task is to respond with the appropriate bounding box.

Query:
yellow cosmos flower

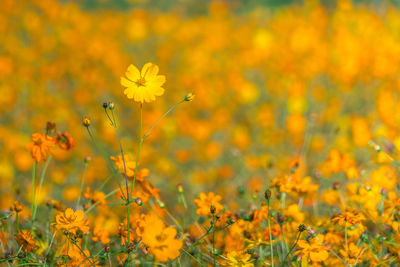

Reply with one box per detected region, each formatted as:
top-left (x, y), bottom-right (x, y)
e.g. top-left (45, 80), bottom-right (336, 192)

top-left (120, 63), bottom-right (166, 103)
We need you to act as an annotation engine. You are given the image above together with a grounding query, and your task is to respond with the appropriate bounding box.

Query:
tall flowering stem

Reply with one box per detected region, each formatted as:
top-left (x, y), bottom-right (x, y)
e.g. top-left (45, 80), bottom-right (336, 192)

top-left (31, 161), bottom-right (37, 229)
top-left (267, 200), bottom-right (274, 267)
top-left (32, 156), bottom-right (52, 222)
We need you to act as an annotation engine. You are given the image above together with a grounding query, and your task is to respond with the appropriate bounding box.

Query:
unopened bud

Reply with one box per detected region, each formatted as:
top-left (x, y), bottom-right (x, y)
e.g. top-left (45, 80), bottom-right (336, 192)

top-left (102, 102), bottom-right (108, 109)
top-left (184, 93), bottom-right (195, 102)
top-left (298, 224), bottom-right (306, 232)
top-left (265, 189), bottom-right (272, 201)
top-left (134, 198), bottom-right (143, 206)
top-left (82, 116), bottom-right (91, 127)
top-left (210, 205), bottom-right (216, 214)
top-left (108, 102), bottom-right (115, 110)
top-left (177, 183), bottom-right (183, 193)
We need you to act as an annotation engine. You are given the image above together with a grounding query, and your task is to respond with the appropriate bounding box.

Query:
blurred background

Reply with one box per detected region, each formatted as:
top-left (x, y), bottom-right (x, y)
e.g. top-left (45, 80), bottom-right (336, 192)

top-left (1, 0), bottom-right (400, 210)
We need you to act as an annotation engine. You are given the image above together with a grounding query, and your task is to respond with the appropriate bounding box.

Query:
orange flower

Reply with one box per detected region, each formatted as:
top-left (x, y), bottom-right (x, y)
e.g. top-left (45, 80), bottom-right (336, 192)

top-left (295, 234), bottom-right (329, 263)
top-left (194, 192), bottom-right (224, 215)
top-left (110, 155), bottom-right (150, 181)
top-left (25, 133), bottom-right (56, 163)
top-left (141, 214), bottom-right (183, 262)
top-left (56, 132), bottom-right (75, 151)
top-left (14, 230), bottom-right (39, 252)
top-left (332, 210), bottom-right (364, 226)
top-left (55, 208), bottom-right (89, 235)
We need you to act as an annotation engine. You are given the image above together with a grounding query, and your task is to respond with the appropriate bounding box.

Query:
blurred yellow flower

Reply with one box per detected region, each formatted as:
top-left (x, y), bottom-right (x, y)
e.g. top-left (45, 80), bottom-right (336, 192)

top-left (121, 63), bottom-right (165, 103)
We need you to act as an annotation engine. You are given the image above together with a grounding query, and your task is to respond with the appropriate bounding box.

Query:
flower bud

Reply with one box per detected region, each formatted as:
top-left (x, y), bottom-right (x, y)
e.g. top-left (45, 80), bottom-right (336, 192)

top-left (82, 116), bottom-right (91, 127)
top-left (134, 198), bottom-right (143, 206)
top-left (102, 102), bottom-right (108, 109)
top-left (298, 224), bottom-right (306, 232)
top-left (264, 189), bottom-right (272, 201)
top-left (108, 102), bottom-right (115, 110)
top-left (184, 93), bottom-right (195, 102)
top-left (84, 156), bottom-right (91, 164)
top-left (210, 205), bottom-right (216, 214)
top-left (177, 183), bottom-right (183, 193)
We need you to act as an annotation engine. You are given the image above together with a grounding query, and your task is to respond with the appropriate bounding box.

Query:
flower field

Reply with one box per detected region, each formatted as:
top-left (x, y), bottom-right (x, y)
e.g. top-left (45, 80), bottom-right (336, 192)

top-left (2, 0), bottom-right (400, 266)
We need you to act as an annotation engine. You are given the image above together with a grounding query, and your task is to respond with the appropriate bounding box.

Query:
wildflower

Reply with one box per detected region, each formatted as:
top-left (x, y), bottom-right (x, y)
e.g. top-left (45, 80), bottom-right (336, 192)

top-left (121, 63), bottom-right (165, 103)
top-left (12, 201), bottom-right (24, 213)
top-left (141, 215), bottom-right (183, 262)
top-left (14, 230), bottom-right (39, 252)
top-left (55, 132), bottom-right (75, 151)
top-left (194, 192), bottom-right (224, 215)
top-left (332, 210), bottom-right (364, 226)
top-left (55, 208), bottom-right (89, 235)
top-left (339, 242), bottom-right (364, 265)
top-left (25, 133), bottom-right (56, 163)
top-left (295, 234), bottom-right (329, 263)
top-left (222, 251), bottom-right (254, 267)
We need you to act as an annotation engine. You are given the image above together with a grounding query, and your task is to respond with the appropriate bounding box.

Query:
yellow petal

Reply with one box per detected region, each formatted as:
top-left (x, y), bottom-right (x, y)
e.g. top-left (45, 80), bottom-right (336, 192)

top-left (146, 75), bottom-right (166, 87)
top-left (121, 77), bottom-right (136, 88)
top-left (141, 62), bottom-right (159, 79)
top-left (126, 64), bottom-right (140, 81)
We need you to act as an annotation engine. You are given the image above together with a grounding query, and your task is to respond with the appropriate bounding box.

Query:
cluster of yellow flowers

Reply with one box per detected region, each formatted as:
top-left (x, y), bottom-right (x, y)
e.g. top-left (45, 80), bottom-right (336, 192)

top-left (2, 0), bottom-right (400, 266)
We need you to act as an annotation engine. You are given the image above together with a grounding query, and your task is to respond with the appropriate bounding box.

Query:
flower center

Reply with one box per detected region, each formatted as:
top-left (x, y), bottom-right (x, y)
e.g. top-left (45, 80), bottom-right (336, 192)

top-left (136, 77), bottom-right (146, 87)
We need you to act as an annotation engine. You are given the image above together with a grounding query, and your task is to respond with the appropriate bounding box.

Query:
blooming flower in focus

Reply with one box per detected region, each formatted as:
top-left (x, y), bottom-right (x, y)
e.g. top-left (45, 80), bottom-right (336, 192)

top-left (295, 234), bottom-right (329, 263)
top-left (121, 63), bottom-right (165, 103)
top-left (25, 133), bottom-right (56, 163)
top-left (141, 214), bottom-right (183, 262)
top-left (222, 251), bottom-right (254, 267)
top-left (194, 192), bottom-right (224, 215)
top-left (14, 230), bottom-right (39, 252)
top-left (55, 208), bottom-right (89, 235)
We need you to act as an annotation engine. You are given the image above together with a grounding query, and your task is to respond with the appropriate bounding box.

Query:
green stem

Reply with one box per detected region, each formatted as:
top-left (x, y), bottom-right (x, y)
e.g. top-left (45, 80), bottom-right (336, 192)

top-left (31, 161), bottom-right (37, 229)
top-left (76, 161), bottom-right (89, 208)
top-left (345, 221), bottom-right (348, 264)
top-left (130, 104), bottom-right (143, 197)
top-left (142, 100), bottom-right (184, 139)
top-left (282, 231), bottom-right (301, 266)
top-left (86, 188), bottom-right (119, 213)
top-left (33, 156), bottom-right (52, 222)
top-left (267, 201), bottom-right (274, 267)
top-left (15, 213), bottom-right (19, 232)
top-left (212, 213), bottom-right (216, 267)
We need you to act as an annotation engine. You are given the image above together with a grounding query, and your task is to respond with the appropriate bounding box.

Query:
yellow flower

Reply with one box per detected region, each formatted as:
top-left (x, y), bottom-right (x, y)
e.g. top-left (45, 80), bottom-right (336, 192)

top-left (141, 214), bottom-right (183, 262)
top-left (222, 251), bottom-right (254, 267)
top-left (295, 234), bottom-right (329, 263)
top-left (55, 208), bottom-right (89, 235)
top-left (121, 63), bottom-right (165, 103)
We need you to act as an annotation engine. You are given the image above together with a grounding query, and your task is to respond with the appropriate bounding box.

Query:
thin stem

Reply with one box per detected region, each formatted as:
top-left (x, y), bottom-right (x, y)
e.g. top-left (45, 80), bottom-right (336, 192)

top-left (85, 126), bottom-right (119, 179)
top-left (86, 188), bottom-right (119, 213)
top-left (282, 231), bottom-right (301, 266)
top-left (31, 161), bottom-right (37, 229)
top-left (345, 221), bottom-right (348, 264)
top-left (279, 224), bottom-right (288, 260)
top-left (314, 235), bottom-right (346, 265)
top-left (109, 109), bottom-right (130, 201)
top-left (70, 239), bottom-right (95, 267)
top-left (212, 213), bottom-right (216, 267)
top-left (76, 161), bottom-right (89, 208)
top-left (130, 104), bottom-right (143, 197)
top-left (353, 244), bottom-right (364, 267)
top-left (33, 156), bottom-right (52, 221)
top-left (15, 213), bottom-right (19, 232)
top-left (142, 100), bottom-right (184, 139)
top-left (267, 201), bottom-right (274, 267)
